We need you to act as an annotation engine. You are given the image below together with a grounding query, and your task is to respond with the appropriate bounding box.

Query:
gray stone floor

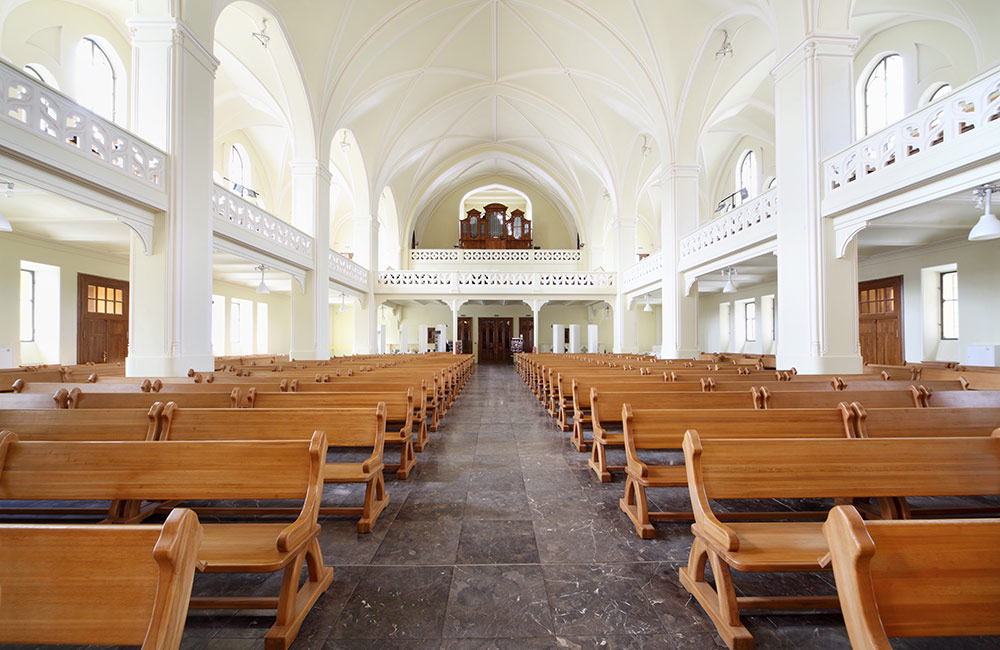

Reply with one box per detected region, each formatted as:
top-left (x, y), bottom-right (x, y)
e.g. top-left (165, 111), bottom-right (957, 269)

top-left (5, 364), bottom-right (999, 649)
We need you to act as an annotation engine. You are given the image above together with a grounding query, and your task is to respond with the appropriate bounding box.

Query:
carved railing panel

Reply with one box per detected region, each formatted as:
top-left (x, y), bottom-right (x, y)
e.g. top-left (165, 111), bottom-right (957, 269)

top-left (824, 66), bottom-right (1000, 194)
top-left (0, 59), bottom-right (165, 190)
top-left (212, 184), bottom-right (313, 257)
top-left (622, 251), bottom-right (664, 292)
top-left (329, 249), bottom-right (369, 287)
top-left (679, 189), bottom-right (777, 262)
top-left (409, 249), bottom-right (582, 264)
top-left (377, 270), bottom-right (614, 292)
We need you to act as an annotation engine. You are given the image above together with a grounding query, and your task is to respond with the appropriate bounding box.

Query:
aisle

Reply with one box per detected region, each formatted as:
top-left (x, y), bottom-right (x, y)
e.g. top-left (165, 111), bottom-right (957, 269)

top-left (183, 364), bottom-right (850, 649)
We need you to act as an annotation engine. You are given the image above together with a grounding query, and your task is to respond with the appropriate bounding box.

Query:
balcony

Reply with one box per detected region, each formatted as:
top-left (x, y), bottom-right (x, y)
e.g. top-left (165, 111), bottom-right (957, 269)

top-left (0, 58), bottom-right (167, 209)
top-left (329, 249), bottom-right (369, 290)
top-left (679, 188), bottom-right (778, 271)
top-left (408, 248), bottom-right (583, 271)
top-left (823, 65), bottom-right (1000, 217)
top-left (622, 250), bottom-right (663, 293)
top-left (377, 270), bottom-right (615, 298)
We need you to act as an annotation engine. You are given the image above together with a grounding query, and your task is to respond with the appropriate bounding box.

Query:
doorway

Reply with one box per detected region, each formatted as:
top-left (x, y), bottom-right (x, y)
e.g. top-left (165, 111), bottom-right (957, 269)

top-left (478, 317), bottom-right (513, 363)
top-left (518, 317), bottom-right (534, 353)
top-left (457, 317), bottom-right (473, 356)
top-left (77, 273), bottom-right (129, 364)
top-left (858, 275), bottom-right (903, 366)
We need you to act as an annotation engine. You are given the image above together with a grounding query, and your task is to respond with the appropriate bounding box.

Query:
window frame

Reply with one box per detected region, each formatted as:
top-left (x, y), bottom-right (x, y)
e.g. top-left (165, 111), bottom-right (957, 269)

top-left (744, 301), bottom-right (757, 342)
top-left (927, 83), bottom-right (952, 104)
top-left (20, 268), bottom-right (36, 343)
top-left (79, 36), bottom-right (118, 122)
top-left (939, 270), bottom-right (959, 341)
top-left (863, 53), bottom-right (903, 136)
top-left (737, 150), bottom-right (759, 203)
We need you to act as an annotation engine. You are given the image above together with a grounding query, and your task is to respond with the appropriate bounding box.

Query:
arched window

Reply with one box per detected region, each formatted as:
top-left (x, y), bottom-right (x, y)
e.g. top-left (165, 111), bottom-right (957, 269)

top-left (229, 144), bottom-right (250, 194)
top-left (766, 177), bottom-right (777, 190)
top-left (928, 83), bottom-right (952, 104)
top-left (24, 64), bottom-right (59, 89)
top-left (863, 54), bottom-right (903, 135)
top-left (76, 37), bottom-right (118, 122)
top-left (738, 150), bottom-right (758, 203)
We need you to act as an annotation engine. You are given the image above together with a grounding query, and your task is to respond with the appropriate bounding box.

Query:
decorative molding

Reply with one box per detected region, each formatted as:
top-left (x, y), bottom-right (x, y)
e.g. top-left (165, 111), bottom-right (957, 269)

top-left (622, 250), bottom-right (663, 293)
top-left (770, 33), bottom-right (858, 82)
top-left (211, 237), bottom-right (308, 293)
top-left (0, 59), bottom-right (167, 191)
top-left (376, 270), bottom-right (615, 293)
top-left (408, 249), bottom-right (582, 265)
top-left (680, 188), bottom-right (778, 263)
top-left (211, 184), bottom-right (313, 258)
top-left (329, 249), bottom-right (369, 289)
top-left (823, 65), bottom-right (1000, 201)
top-left (118, 215), bottom-right (153, 255)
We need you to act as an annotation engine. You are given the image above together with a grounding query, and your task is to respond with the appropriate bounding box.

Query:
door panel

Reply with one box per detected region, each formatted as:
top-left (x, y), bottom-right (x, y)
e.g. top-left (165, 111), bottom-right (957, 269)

top-left (858, 276), bottom-right (903, 366)
top-left (478, 318), bottom-right (514, 363)
top-left (519, 318), bottom-right (534, 353)
top-left (458, 317), bottom-right (473, 356)
top-left (78, 273), bottom-right (129, 364)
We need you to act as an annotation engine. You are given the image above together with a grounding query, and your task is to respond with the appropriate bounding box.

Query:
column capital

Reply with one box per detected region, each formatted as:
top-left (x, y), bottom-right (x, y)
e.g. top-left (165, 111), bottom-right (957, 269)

top-left (290, 160), bottom-right (333, 184)
top-left (527, 299), bottom-right (547, 313)
top-left (771, 33), bottom-right (858, 82)
top-left (127, 17), bottom-right (219, 75)
top-left (657, 164), bottom-right (701, 184)
top-left (609, 217), bottom-right (638, 230)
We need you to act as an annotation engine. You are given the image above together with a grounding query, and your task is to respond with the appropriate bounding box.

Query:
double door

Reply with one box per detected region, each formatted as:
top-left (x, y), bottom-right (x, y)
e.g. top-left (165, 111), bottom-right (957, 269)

top-left (478, 317), bottom-right (513, 363)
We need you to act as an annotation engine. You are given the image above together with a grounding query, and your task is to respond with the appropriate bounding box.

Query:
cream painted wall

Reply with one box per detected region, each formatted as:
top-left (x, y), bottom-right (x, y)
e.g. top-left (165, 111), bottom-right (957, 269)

top-left (330, 303), bottom-right (355, 356)
top-left (699, 281), bottom-right (778, 355)
top-left (706, 136), bottom-right (776, 222)
top-left (1, 0), bottom-right (132, 126)
top-left (416, 177), bottom-right (575, 249)
top-left (858, 238), bottom-right (1000, 364)
top-left (0, 233), bottom-right (128, 366)
top-left (211, 279), bottom-right (291, 356)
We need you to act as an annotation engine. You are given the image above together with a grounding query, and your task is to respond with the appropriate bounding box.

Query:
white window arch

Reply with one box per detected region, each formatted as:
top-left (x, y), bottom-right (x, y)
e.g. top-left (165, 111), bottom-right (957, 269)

top-left (229, 144), bottom-right (250, 194)
top-left (863, 53), bottom-right (903, 136)
top-left (76, 36), bottom-right (122, 123)
top-left (927, 83), bottom-right (952, 104)
top-left (737, 150), bottom-right (759, 203)
top-left (24, 63), bottom-right (59, 89)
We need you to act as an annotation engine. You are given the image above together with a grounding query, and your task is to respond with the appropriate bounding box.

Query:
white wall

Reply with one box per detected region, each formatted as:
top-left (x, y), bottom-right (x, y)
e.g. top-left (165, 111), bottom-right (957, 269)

top-left (210, 279), bottom-right (291, 357)
top-left (698, 281), bottom-right (778, 355)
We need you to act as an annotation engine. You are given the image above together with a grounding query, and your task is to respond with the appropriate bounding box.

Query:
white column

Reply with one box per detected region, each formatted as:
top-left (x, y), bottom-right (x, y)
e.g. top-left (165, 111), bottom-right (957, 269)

top-left (528, 299), bottom-right (546, 353)
top-left (660, 166), bottom-right (701, 359)
top-left (399, 324), bottom-right (409, 354)
top-left (289, 161), bottom-right (331, 360)
top-left (552, 324), bottom-right (565, 354)
top-left (436, 324), bottom-right (448, 352)
top-left (351, 215), bottom-right (378, 354)
top-left (773, 35), bottom-right (863, 374)
top-left (446, 299), bottom-right (465, 354)
top-left (418, 324), bottom-right (430, 353)
top-left (612, 217), bottom-right (639, 353)
top-left (567, 324), bottom-right (581, 353)
top-left (126, 15), bottom-right (217, 376)
top-left (587, 324), bottom-right (599, 354)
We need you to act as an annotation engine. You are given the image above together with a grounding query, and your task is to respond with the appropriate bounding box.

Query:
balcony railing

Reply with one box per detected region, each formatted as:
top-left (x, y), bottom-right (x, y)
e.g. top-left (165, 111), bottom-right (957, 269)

top-left (0, 58), bottom-right (165, 191)
top-left (679, 188), bottom-right (778, 267)
top-left (622, 251), bottom-right (663, 292)
top-left (329, 249), bottom-right (369, 288)
top-left (824, 66), bottom-right (1000, 201)
top-left (212, 184), bottom-right (313, 259)
top-left (409, 248), bottom-right (582, 264)
top-left (377, 270), bottom-right (615, 293)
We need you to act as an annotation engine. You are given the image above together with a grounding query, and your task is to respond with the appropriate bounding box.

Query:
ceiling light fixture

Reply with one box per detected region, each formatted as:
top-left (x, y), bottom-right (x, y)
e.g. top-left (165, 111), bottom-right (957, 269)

top-left (643, 295), bottom-right (652, 312)
top-left (722, 267), bottom-right (737, 294)
top-left (0, 181), bottom-right (12, 232)
top-left (340, 132), bottom-right (350, 151)
top-left (338, 293), bottom-right (348, 313)
top-left (640, 135), bottom-right (652, 158)
top-left (716, 29), bottom-right (734, 59)
top-left (255, 264), bottom-right (269, 294)
top-left (252, 17), bottom-right (270, 49)
top-left (969, 184), bottom-right (1000, 241)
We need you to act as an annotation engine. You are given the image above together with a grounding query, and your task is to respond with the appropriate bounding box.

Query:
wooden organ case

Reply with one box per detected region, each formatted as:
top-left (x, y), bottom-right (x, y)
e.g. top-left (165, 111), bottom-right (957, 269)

top-left (459, 203), bottom-right (532, 249)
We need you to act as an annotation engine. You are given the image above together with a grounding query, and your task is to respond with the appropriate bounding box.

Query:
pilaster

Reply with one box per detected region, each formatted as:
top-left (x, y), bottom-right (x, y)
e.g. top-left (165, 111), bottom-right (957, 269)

top-left (659, 165), bottom-right (701, 359)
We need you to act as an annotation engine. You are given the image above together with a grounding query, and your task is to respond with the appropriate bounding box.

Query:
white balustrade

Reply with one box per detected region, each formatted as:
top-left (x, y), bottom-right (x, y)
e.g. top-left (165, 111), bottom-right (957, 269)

top-left (0, 58), bottom-right (165, 190)
top-left (409, 249), bottom-right (582, 264)
top-left (622, 251), bottom-right (664, 292)
top-left (679, 189), bottom-right (778, 264)
top-left (212, 184), bottom-right (313, 257)
top-left (329, 249), bottom-right (369, 287)
top-left (377, 270), bottom-right (614, 293)
top-left (824, 66), bottom-right (1000, 196)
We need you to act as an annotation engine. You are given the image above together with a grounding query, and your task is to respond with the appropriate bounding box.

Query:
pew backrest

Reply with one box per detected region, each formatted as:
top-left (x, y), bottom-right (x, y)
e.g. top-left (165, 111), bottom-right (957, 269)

top-left (757, 386), bottom-right (922, 409)
top-left (0, 404), bottom-right (161, 441)
top-left (852, 404), bottom-right (1000, 438)
top-left (66, 388), bottom-right (240, 410)
top-left (924, 390), bottom-right (1000, 408)
top-left (591, 389), bottom-right (760, 433)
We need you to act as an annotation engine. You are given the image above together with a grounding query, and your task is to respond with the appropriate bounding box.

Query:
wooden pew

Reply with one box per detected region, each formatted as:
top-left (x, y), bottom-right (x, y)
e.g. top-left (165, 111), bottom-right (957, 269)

top-left (823, 505), bottom-right (1000, 650)
top-left (245, 388), bottom-right (417, 478)
top-left (851, 404), bottom-right (1000, 439)
top-left (0, 388), bottom-right (70, 409)
top-left (159, 403), bottom-right (390, 532)
top-left (679, 431), bottom-right (1000, 650)
top-left (620, 405), bottom-right (854, 538)
top-left (756, 386), bottom-right (923, 409)
top-left (0, 430), bottom-right (333, 650)
top-left (0, 508), bottom-right (203, 650)
top-left (587, 389), bottom-right (761, 479)
top-left (0, 404), bottom-right (161, 440)
top-left (924, 389), bottom-right (1000, 408)
top-left (66, 387), bottom-right (241, 409)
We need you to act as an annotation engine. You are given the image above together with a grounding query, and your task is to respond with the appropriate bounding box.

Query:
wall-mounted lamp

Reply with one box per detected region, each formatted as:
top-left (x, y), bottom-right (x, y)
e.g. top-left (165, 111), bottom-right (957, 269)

top-left (255, 264), bottom-right (269, 294)
top-left (643, 295), bottom-right (652, 312)
top-left (969, 184), bottom-right (1000, 241)
top-left (338, 293), bottom-right (348, 312)
top-left (715, 29), bottom-right (733, 59)
top-left (252, 18), bottom-right (270, 48)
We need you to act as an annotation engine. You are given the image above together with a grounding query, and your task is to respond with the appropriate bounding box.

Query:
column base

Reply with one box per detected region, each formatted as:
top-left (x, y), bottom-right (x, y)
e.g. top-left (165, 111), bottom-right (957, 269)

top-left (775, 353), bottom-right (863, 375)
top-left (126, 353), bottom-right (215, 378)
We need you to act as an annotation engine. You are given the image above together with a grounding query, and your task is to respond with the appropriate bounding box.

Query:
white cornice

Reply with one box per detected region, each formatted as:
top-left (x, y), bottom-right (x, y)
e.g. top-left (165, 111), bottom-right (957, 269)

top-left (128, 17), bottom-right (220, 75)
top-left (771, 33), bottom-right (858, 82)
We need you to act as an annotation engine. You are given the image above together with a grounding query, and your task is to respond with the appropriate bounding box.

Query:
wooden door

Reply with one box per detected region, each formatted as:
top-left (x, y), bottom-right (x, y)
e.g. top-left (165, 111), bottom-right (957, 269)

top-left (458, 317), bottom-right (473, 356)
top-left (519, 318), bottom-right (534, 353)
top-left (858, 276), bottom-right (903, 366)
top-left (78, 273), bottom-right (129, 364)
top-left (478, 317), bottom-right (514, 363)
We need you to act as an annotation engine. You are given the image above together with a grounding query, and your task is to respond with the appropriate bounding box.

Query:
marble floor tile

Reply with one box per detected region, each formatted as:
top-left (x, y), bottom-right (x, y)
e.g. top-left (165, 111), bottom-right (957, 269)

top-left (455, 519), bottom-right (541, 564)
top-left (542, 564), bottom-right (668, 637)
top-left (330, 566), bottom-right (453, 640)
top-left (442, 565), bottom-right (555, 638)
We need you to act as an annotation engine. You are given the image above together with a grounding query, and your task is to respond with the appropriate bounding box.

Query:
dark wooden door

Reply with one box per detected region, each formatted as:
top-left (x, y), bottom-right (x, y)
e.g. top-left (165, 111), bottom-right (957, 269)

top-left (519, 318), bottom-right (534, 353)
top-left (458, 317), bottom-right (473, 356)
top-left (858, 276), bottom-right (903, 366)
top-left (78, 273), bottom-right (129, 364)
top-left (478, 317), bottom-right (513, 363)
